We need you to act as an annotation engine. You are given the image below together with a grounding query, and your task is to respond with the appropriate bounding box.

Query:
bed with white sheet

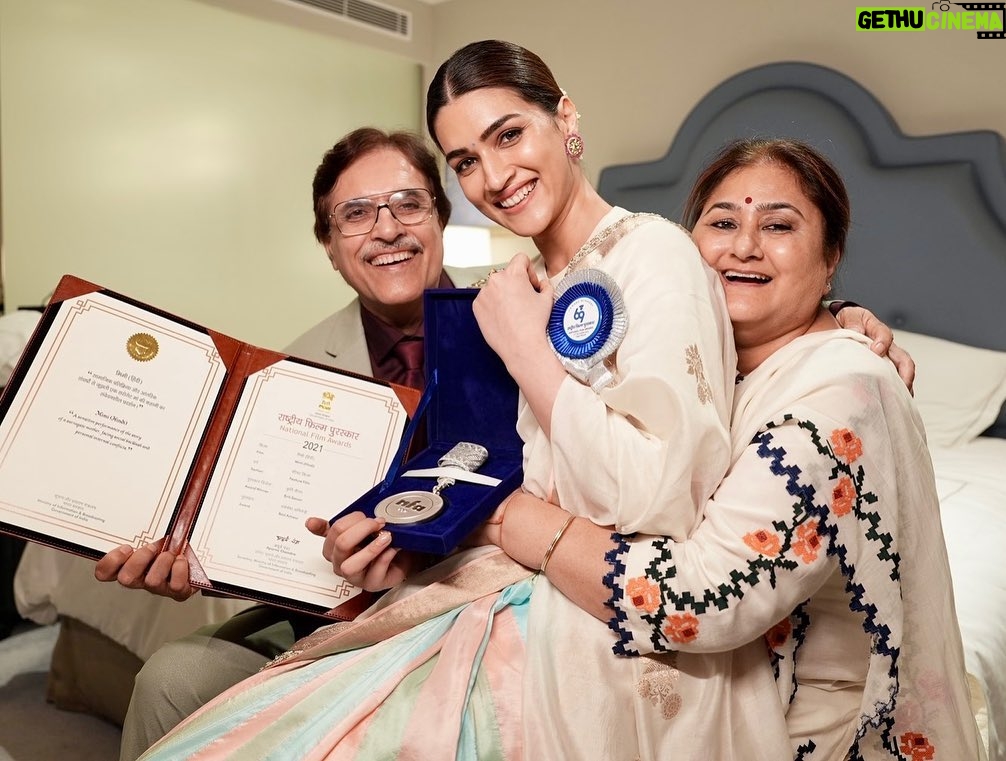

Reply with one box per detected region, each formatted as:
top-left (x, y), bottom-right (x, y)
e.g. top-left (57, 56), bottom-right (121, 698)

top-left (598, 61), bottom-right (1006, 760)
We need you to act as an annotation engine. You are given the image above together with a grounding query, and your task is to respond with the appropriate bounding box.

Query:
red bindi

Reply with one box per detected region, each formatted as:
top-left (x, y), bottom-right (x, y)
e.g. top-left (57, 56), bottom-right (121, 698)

top-left (745, 196), bottom-right (752, 204)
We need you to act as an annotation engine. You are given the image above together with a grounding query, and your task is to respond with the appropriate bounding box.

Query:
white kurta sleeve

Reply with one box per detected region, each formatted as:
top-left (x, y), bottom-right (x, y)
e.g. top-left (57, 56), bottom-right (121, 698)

top-left (607, 414), bottom-right (853, 656)
top-left (534, 220), bottom-right (734, 538)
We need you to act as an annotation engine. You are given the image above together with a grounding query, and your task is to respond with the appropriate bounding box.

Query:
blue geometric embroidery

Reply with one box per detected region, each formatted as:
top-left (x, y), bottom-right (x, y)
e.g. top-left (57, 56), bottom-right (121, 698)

top-left (605, 414), bottom-right (910, 757)
top-left (605, 533), bottom-right (634, 652)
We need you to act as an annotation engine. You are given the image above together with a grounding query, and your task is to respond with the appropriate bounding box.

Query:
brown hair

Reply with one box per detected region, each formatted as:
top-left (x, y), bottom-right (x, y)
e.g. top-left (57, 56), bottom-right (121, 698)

top-left (682, 138), bottom-right (850, 265)
top-left (312, 128), bottom-right (451, 244)
top-left (426, 40), bottom-right (564, 149)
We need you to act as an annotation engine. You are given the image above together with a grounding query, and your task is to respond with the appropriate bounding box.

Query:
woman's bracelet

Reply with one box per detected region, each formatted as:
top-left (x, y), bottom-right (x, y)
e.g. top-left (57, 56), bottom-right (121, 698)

top-left (539, 514), bottom-right (575, 574)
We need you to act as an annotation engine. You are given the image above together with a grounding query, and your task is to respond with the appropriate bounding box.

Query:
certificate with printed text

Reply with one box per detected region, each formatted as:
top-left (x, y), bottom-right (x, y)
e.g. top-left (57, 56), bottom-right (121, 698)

top-left (0, 275), bottom-right (416, 620)
top-left (189, 362), bottom-right (407, 611)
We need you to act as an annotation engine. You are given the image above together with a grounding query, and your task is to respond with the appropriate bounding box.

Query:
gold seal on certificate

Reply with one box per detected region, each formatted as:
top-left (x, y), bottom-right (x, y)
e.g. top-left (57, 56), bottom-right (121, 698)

top-left (126, 332), bottom-right (159, 362)
top-left (375, 442), bottom-right (489, 525)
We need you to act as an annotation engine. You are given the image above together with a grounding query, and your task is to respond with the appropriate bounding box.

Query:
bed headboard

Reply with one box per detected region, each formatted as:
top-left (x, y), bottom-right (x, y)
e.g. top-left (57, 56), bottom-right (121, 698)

top-left (597, 61), bottom-right (1006, 353)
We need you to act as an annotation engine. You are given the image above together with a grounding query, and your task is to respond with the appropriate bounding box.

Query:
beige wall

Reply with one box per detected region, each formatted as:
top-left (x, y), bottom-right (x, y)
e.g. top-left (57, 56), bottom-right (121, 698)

top-left (0, 0), bottom-right (423, 350)
top-left (200, 0), bottom-right (435, 85)
top-left (428, 0), bottom-right (1005, 190)
top-left (3, 0), bottom-right (1000, 343)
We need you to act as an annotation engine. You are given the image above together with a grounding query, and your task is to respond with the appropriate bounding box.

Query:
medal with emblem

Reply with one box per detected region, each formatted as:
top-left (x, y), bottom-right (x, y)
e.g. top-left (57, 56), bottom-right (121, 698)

top-left (373, 490), bottom-right (445, 524)
top-left (375, 441), bottom-right (489, 524)
top-left (548, 268), bottom-right (627, 392)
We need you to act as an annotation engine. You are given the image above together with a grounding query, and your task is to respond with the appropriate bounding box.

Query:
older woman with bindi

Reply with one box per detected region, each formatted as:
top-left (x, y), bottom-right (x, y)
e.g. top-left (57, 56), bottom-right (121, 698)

top-left (472, 138), bottom-right (985, 760)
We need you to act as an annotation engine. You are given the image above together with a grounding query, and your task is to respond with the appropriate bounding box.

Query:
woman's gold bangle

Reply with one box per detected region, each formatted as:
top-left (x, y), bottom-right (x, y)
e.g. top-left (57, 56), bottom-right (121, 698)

top-left (539, 514), bottom-right (575, 574)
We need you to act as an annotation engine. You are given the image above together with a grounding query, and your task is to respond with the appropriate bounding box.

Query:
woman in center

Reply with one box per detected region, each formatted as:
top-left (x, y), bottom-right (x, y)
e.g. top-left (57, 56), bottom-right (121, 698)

top-left (138, 38), bottom-right (745, 760)
top-left (426, 38), bottom-right (749, 756)
top-left (335, 36), bottom-right (744, 756)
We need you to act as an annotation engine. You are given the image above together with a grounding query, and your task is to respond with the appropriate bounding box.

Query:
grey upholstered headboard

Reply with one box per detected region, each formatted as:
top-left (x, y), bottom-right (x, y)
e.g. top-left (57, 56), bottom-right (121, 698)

top-left (597, 62), bottom-right (1006, 355)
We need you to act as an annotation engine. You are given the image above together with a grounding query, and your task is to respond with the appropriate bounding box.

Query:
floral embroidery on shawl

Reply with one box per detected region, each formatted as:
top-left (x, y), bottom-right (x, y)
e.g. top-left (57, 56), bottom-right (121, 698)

top-left (604, 415), bottom-right (942, 759)
top-left (685, 344), bottom-right (713, 404)
top-left (662, 613), bottom-right (700, 644)
top-left (792, 521), bottom-right (823, 564)
top-left (831, 477), bottom-right (856, 516)
top-left (744, 523), bottom-right (820, 563)
top-left (765, 618), bottom-right (792, 649)
top-left (626, 576), bottom-right (661, 613)
top-left (744, 528), bottom-right (782, 557)
top-left (898, 732), bottom-right (936, 760)
top-left (830, 427), bottom-right (864, 463)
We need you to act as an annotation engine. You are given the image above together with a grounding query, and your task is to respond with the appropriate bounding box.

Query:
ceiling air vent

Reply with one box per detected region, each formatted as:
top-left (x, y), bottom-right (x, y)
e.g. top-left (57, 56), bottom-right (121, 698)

top-left (281, 0), bottom-right (411, 40)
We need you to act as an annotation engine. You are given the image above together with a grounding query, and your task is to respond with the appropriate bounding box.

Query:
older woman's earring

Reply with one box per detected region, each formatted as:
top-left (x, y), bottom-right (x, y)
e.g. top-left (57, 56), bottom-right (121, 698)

top-left (565, 133), bottom-right (584, 159)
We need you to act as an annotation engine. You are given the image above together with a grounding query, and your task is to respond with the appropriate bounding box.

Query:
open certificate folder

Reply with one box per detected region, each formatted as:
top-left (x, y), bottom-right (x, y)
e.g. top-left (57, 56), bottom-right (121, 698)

top-left (0, 275), bottom-right (417, 620)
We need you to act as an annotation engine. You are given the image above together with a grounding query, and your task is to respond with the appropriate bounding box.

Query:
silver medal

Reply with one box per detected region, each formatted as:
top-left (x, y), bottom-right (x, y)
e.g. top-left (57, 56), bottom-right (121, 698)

top-left (375, 490), bottom-right (445, 524)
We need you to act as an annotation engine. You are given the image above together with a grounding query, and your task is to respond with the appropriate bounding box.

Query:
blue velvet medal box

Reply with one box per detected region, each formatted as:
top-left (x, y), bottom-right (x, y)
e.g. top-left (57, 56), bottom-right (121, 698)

top-left (332, 289), bottom-right (524, 554)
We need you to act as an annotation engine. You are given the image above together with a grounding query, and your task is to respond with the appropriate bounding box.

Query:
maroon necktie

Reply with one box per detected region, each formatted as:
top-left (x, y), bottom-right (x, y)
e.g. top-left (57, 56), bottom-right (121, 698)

top-left (394, 337), bottom-right (425, 390)
top-left (393, 337), bottom-right (427, 454)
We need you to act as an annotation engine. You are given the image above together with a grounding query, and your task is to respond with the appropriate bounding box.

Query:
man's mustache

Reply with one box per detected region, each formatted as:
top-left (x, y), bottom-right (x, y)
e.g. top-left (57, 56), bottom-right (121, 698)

top-left (362, 235), bottom-right (423, 261)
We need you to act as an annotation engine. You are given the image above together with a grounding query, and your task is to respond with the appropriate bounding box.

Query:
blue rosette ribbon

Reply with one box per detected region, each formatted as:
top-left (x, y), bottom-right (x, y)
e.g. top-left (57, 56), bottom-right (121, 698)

top-left (547, 268), bottom-right (628, 392)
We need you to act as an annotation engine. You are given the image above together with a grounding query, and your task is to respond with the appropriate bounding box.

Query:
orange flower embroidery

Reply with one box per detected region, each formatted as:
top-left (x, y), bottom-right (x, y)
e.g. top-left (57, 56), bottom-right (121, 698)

top-left (899, 732), bottom-right (936, 760)
top-left (831, 477), bottom-right (855, 517)
top-left (793, 520), bottom-right (822, 564)
top-left (765, 618), bottom-right (793, 650)
top-left (663, 613), bottom-right (700, 644)
top-left (627, 576), bottom-right (661, 613)
top-left (743, 528), bottom-right (781, 557)
top-left (830, 428), bottom-right (863, 463)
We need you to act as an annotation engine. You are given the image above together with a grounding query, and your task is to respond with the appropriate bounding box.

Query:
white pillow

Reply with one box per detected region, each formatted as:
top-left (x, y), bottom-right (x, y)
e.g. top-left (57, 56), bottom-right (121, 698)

top-left (895, 330), bottom-right (1006, 447)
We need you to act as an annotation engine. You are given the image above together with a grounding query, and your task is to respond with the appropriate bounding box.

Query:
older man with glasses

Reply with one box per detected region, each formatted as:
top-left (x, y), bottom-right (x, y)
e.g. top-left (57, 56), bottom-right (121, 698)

top-left (96, 127), bottom-right (492, 761)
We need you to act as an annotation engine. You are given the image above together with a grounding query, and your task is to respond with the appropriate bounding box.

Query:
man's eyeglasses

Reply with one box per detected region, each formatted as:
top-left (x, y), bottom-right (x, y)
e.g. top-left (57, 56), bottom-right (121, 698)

top-left (329, 188), bottom-right (436, 236)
